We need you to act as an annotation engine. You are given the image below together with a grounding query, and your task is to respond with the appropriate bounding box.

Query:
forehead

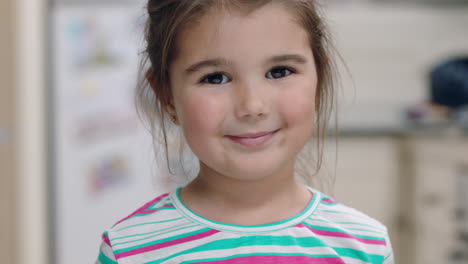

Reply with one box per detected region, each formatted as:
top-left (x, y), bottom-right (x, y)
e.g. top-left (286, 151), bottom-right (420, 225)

top-left (173, 3), bottom-right (311, 66)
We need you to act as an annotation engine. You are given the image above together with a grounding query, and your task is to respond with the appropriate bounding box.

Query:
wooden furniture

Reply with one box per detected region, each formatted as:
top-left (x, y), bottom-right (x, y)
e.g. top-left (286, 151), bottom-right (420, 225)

top-left (318, 130), bottom-right (468, 264)
top-left (0, 0), bottom-right (17, 262)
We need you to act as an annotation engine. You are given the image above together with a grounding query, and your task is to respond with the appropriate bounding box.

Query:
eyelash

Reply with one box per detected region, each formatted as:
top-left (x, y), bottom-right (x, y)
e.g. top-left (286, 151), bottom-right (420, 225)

top-left (199, 66), bottom-right (296, 85)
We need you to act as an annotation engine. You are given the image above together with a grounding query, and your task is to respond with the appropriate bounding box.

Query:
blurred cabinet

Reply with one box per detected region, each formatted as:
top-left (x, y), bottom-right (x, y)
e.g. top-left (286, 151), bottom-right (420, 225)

top-left (320, 135), bottom-right (468, 264)
top-left (328, 138), bottom-right (399, 229)
top-left (408, 137), bottom-right (468, 264)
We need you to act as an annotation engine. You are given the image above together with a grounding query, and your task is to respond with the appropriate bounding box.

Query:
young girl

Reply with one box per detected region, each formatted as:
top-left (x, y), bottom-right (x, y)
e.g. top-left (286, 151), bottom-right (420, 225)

top-left (96, 0), bottom-right (394, 263)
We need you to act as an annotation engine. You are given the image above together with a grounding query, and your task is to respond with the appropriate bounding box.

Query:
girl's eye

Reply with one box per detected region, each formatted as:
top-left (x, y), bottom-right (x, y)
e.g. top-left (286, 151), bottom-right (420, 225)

top-left (266, 67), bottom-right (294, 79)
top-left (201, 73), bottom-right (231, 84)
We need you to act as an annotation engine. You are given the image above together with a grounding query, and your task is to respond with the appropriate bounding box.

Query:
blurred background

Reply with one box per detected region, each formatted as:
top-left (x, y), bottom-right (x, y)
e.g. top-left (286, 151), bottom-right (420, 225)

top-left (1, 0), bottom-right (468, 263)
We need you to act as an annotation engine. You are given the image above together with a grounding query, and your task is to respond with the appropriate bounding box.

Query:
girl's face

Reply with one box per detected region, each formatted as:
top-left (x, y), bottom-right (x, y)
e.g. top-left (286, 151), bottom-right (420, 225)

top-left (169, 3), bottom-right (317, 182)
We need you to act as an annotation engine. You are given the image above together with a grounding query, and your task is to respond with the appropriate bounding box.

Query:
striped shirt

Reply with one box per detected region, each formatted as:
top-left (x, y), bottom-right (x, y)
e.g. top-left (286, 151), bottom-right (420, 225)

top-left (96, 186), bottom-right (394, 264)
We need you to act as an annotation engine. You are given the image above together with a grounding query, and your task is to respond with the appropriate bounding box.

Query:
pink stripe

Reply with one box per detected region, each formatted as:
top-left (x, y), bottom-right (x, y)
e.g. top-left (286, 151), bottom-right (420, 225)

top-left (115, 229), bottom-right (220, 259)
top-left (296, 224), bottom-right (386, 246)
top-left (114, 193), bottom-right (170, 226)
top-left (102, 233), bottom-right (111, 247)
top-left (196, 255), bottom-right (346, 264)
top-left (322, 198), bottom-right (337, 204)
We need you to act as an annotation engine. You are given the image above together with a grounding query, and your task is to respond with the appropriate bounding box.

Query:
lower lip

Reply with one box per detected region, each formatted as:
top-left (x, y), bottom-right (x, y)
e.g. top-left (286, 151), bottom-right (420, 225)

top-left (226, 129), bottom-right (279, 147)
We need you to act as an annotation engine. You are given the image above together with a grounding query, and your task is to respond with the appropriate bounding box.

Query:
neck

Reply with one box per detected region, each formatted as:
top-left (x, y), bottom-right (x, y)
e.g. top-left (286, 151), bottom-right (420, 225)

top-left (181, 160), bottom-right (308, 211)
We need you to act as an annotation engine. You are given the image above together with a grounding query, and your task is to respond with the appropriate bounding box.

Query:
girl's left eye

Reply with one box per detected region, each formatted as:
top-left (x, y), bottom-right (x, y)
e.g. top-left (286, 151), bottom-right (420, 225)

top-left (266, 67), bottom-right (295, 79)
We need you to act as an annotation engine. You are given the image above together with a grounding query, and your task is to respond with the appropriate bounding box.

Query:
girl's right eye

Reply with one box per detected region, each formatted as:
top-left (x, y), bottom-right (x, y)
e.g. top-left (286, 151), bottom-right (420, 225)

top-left (201, 73), bottom-right (231, 85)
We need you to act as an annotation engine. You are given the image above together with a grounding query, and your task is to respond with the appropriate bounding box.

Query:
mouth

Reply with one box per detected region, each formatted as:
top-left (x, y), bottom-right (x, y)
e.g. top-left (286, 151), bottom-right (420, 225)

top-left (225, 129), bottom-right (280, 147)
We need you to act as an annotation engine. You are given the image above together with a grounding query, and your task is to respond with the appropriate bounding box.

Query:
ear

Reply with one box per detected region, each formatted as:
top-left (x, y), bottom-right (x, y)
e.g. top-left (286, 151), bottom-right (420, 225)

top-left (146, 70), bottom-right (180, 126)
top-left (164, 101), bottom-right (180, 126)
top-left (146, 69), bottom-right (157, 91)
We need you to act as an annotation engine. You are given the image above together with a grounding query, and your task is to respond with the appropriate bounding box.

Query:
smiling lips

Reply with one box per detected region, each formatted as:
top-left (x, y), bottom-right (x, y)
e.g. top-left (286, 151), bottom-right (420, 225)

top-left (226, 129), bottom-right (280, 147)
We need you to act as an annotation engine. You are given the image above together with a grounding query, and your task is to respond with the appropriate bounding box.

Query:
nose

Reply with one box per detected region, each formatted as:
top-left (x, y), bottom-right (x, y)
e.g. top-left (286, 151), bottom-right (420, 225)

top-left (234, 80), bottom-right (270, 121)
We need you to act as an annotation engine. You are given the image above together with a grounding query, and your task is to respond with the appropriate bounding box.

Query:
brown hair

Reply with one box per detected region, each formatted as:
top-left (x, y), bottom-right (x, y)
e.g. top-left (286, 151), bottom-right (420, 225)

top-left (136, 0), bottom-right (338, 189)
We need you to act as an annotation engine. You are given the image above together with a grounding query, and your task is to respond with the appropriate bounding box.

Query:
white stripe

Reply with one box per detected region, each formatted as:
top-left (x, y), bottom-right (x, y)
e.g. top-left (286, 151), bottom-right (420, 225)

top-left (305, 217), bottom-right (387, 234)
top-left (341, 256), bottom-right (373, 264)
top-left (110, 211), bottom-right (188, 235)
top-left (313, 210), bottom-right (385, 229)
top-left (148, 195), bottom-right (173, 209)
top-left (310, 235), bottom-right (385, 252)
top-left (112, 206), bottom-right (179, 229)
top-left (111, 222), bottom-right (200, 246)
top-left (110, 225), bottom-right (207, 250)
top-left (317, 203), bottom-right (387, 230)
top-left (303, 219), bottom-right (386, 237)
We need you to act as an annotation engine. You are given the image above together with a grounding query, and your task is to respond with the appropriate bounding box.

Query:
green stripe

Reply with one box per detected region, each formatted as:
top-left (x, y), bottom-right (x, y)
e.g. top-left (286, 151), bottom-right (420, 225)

top-left (114, 227), bottom-right (211, 254)
top-left (302, 222), bottom-right (386, 241)
top-left (149, 235), bottom-right (379, 263)
top-left (174, 187), bottom-right (319, 231)
top-left (98, 250), bottom-right (117, 264)
top-left (334, 247), bottom-right (384, 263)
top-left (322, 202), bottom-right (339, 206)
top-left (109, 217), bottom-right (185, 233)
top-left (112, 224), bottom-right (200, 246)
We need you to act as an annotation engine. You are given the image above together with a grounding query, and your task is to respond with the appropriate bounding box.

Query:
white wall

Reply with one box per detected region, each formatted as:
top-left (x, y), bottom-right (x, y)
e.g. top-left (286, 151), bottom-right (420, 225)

top-left (327, 4), bottom-right (468, 130)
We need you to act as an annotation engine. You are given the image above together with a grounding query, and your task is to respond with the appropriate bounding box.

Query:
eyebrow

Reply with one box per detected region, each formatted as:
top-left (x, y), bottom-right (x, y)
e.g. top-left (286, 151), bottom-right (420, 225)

top-left (184, 54), bottom-right (308, 75)
top-left (268, 54), bottom-right (308, 65)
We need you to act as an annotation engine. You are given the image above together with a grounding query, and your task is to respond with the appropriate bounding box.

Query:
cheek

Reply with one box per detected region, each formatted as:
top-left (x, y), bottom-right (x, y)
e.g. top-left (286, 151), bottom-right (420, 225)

top-left (178, 93), bottom-right (226, 137)
top-left (278, 81), bottom-right (317, 127)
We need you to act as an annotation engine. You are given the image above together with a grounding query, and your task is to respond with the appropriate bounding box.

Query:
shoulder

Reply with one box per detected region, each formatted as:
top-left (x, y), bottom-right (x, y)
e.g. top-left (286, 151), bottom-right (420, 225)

top-left (111, 192), bottom-right (174, 228)
top-left (306, 188), bottom-right (394, 262)
top-left (313, 190), bottom-right (388, 232)
top-left (103, 190), bottom-right (191, 244)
